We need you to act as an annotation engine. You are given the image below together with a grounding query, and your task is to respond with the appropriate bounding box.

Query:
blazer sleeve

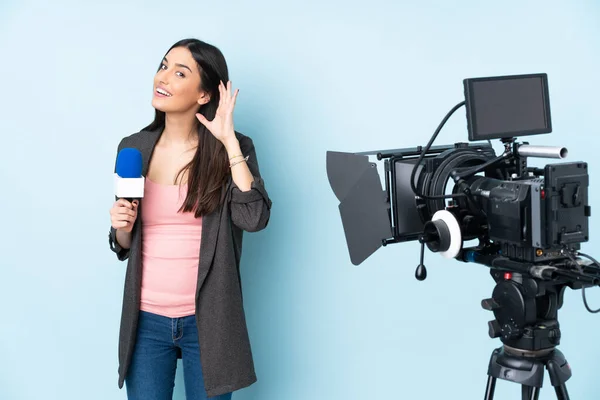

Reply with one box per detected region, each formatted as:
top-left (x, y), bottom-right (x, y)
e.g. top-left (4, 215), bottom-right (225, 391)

top-left (108, 138), bottom-right (130, 261)
top-left (229, 135), bottom-right (272, 232)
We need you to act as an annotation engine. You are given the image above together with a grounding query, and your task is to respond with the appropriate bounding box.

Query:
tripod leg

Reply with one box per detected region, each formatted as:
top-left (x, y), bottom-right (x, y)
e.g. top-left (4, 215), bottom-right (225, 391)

top-left (521, 386), bottom-right (540, 400)
top-left (554, 384), bottom-right (569, 400)
top-left (529, 387), bottom-right (540, 400)
top-left (545, 349), bottom-right (571, 399)
top-left (484, 375), bottom-right (496, 400)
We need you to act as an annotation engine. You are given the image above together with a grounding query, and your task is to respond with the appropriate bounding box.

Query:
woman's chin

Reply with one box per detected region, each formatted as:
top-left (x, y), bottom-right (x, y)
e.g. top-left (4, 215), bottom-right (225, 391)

top-left (151, 98), bottom-right (170, 112)
top-left (152, 98), bottom-right (192, 114)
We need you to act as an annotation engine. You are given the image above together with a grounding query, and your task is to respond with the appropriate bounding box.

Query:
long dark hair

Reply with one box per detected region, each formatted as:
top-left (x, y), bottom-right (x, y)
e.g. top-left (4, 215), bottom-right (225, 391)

top-left (142, 38), bottom-right (230, 217)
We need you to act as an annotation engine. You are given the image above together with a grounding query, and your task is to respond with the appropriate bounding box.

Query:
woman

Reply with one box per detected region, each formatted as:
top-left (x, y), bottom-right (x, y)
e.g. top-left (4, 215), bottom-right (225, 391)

top-left (108, 38), bottom-right (272, 400)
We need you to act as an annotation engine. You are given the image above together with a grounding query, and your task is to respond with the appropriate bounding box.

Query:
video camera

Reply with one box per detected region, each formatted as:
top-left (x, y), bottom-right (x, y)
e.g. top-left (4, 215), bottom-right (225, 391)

top-left (326, 73), bottom-right (600, 399)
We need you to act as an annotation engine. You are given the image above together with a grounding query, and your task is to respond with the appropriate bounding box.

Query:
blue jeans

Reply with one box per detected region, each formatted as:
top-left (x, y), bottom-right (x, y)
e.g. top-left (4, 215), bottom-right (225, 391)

top-left (125, 310), bottom-right (233, 400)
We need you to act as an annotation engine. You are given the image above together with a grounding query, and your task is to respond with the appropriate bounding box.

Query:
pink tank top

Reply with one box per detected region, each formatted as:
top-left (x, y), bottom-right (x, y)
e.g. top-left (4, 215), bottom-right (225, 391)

top-left (140, 177), bottom-right (202, 318)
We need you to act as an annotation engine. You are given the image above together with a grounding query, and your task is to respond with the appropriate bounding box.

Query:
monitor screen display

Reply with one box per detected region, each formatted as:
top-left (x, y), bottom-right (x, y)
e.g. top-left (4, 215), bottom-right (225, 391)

top-left (464, 73), bottom-right (552, 141)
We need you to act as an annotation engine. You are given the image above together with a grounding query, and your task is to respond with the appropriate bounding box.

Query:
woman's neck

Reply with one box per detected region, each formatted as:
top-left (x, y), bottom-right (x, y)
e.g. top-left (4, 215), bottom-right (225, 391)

top-left (161, 112), bottom-right (198, 146)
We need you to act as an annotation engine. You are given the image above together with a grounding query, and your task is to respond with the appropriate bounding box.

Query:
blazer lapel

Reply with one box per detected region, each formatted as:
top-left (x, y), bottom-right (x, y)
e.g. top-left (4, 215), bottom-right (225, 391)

top-left (139, 127), bottom-right (163, 177)
top-left (196, 179), bottom-right (232, 295)
top-left (129, 127), bottom-right (162, 238)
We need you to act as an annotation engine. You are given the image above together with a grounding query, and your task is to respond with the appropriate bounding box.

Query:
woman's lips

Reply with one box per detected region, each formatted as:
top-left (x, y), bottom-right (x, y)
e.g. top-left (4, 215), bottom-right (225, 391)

top-left (155, 87), bottom-right (172, 97)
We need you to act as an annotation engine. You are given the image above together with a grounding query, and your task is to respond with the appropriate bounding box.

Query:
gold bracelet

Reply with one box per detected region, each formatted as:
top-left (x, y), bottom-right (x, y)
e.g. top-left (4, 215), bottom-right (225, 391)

top-left (229, 154), bottom-right (244, 161)
top-left (230, 155), bottom-right (249, 168)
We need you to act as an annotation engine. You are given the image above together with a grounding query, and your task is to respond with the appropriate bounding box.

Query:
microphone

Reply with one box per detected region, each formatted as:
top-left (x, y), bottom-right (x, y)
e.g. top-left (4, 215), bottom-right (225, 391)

top-left (114, 148), bottom-right (145, 201)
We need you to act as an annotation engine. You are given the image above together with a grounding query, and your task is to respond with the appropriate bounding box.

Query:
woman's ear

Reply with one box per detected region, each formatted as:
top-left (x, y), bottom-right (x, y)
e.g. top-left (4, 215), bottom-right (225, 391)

top-left (197, 92), bottom-right (211, 106)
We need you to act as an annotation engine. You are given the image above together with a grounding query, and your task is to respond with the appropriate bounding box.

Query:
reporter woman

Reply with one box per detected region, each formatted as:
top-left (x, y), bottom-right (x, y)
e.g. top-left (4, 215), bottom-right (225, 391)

top-left (108, 38), bottom-right (272, 400)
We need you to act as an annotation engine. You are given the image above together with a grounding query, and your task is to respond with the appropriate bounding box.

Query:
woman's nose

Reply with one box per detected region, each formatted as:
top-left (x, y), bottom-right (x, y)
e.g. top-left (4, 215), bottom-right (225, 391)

top-left (156, 70), bottom-right (169, 85)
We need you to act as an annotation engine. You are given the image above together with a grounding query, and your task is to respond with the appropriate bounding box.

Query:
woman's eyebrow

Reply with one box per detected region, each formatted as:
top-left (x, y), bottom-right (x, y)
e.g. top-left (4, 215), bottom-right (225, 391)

top-left (163, 57), bottom-right (192, 73)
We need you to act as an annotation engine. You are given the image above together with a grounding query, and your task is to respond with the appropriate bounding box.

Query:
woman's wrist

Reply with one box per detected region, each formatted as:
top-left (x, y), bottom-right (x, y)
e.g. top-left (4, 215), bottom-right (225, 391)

top-left (116, 229), bottom-right (133, 249)
top-left (223, 135), bottom-right (241, 156)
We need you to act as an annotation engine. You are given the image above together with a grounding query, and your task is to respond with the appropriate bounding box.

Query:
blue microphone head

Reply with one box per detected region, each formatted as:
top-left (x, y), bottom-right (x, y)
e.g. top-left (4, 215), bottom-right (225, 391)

top-left (116, 148), bottom-right (143, 178)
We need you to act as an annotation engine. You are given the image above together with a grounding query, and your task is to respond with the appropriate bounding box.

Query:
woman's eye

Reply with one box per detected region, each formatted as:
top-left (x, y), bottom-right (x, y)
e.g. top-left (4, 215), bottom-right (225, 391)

top-left (160, 64), bottom-right (167, 70)
top-left (176, 71), bottom-right (185, 78)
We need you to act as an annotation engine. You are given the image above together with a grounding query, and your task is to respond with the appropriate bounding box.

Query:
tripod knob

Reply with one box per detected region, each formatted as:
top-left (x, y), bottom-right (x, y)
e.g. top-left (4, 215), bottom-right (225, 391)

top-left (488, 320), bottom-right (502, 338)
top-left (548, 328), bottom-right (561, 345)
top-left (482, 298), bottom-right (500, 311)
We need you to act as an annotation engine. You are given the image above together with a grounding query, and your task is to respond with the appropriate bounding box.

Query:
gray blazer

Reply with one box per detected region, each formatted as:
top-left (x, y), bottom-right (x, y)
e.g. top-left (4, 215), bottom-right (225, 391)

top-left (107, 126), bottom-right (272, 396)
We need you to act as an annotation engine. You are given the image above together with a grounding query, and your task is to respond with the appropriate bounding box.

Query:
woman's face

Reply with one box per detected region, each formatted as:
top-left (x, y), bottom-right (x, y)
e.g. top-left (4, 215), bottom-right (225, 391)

top-left (151, 46), bottom-right (210, 113)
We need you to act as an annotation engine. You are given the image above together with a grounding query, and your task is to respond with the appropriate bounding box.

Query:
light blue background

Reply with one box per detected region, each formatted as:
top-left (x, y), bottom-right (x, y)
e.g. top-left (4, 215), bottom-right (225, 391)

top-left (1, 0), bottom-right (599, 399)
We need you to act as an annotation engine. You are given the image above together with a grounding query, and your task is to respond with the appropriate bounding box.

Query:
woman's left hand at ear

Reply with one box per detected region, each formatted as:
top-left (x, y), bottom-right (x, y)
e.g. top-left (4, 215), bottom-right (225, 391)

top-left (196, 81), bottom-right (239, 149)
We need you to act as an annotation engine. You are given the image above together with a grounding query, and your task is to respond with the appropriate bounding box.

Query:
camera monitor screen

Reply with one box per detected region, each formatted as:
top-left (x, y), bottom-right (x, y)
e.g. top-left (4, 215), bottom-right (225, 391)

top-left (464, 73), bottom-right (552, 141)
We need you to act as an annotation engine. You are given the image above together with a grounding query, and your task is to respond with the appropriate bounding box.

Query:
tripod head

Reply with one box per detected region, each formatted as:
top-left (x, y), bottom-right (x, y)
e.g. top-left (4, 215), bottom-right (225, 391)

top-left (483, 270), bottom-right (568, 352)
top-left (461, 246), bottom-right (600, 352)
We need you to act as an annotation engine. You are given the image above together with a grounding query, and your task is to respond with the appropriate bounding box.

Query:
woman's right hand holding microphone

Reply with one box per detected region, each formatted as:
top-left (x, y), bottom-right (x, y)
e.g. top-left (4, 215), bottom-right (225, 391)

top-left (110, 199), bottom-right (139, 249)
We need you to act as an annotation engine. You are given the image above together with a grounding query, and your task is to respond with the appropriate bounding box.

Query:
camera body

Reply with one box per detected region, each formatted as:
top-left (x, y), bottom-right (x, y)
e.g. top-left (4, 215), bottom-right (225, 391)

top-left (461, 162), bottom-right (590, 263)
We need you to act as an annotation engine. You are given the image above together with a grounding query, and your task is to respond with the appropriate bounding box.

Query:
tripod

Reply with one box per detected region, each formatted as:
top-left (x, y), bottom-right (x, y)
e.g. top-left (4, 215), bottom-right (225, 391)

top-left (484, 345), bottom-right (571, 400)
